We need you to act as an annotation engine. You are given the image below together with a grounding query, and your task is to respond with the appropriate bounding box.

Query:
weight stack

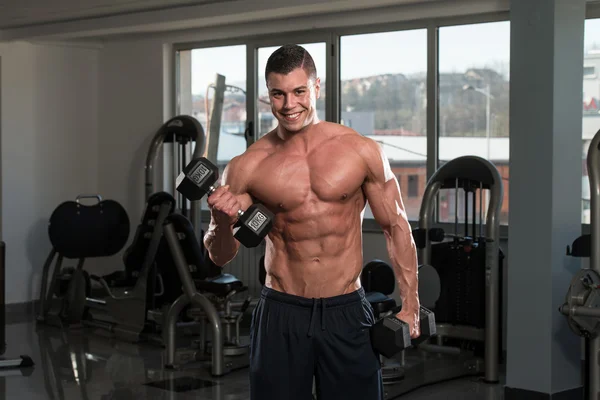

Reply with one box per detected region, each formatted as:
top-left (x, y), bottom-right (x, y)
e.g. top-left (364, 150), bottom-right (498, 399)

top-left (430, 240), bottom-right (504, 330)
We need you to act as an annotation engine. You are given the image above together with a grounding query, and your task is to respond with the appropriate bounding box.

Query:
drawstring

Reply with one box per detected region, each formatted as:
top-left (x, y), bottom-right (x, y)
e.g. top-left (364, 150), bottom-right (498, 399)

top-left (321, 299), bottom-right (326, 331)
top-left (307, 298), bottom-right (327, 337)
top-left (308, 299), bottom-right (317, 337)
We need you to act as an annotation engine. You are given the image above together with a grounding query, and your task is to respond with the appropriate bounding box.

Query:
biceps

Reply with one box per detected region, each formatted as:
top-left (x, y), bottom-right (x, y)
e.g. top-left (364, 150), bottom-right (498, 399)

top-left (221, 159), bottom-right (253, 210)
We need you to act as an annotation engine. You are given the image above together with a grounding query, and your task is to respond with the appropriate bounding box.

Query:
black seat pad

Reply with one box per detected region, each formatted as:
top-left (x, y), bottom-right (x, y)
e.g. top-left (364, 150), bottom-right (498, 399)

top-left (366, 291), bottom-right (397, 317)
top-left (194, 273), bottom-right (245, 297)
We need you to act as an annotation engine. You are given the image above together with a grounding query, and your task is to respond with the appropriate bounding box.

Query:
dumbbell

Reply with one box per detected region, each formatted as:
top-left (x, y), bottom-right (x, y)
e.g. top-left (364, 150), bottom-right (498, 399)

top-left (176, 157), bottom-right (274, 248)
top-left (371, 305), bottom-right (436, 359)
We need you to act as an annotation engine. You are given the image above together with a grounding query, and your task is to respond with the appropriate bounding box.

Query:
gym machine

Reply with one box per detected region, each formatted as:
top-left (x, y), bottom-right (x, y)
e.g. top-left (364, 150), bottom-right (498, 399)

top-left (145, 76), bottom-right (227, 234)
top-left (145, 114), bottom-right (206, 230)
top-left (560, 127), bottom-right (600, 400)
top-left (37, 113), bottom-right (211, 338)
top-left (36, 192), bottom-right (177, 344)
top-left (162, 213), bottom-right (252, 376)
top-left (376, 155), bottom-right (504, 399)
top-left (0, 241), bottom-right (34, 372)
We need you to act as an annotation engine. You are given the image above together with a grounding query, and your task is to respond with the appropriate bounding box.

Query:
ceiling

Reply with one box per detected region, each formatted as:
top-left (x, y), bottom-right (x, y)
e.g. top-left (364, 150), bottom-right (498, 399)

top-left (0, 0), bottom-right (510, 42)
top-left (0, 0), bottom-right (222, 29)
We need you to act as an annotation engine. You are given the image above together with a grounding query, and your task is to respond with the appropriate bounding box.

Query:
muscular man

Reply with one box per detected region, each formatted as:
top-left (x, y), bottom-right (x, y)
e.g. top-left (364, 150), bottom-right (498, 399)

top-left (204, 44), bottom-right (420, 400)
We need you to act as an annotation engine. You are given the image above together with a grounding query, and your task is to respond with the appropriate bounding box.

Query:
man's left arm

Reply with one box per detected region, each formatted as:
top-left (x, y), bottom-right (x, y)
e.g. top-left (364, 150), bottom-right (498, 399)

top-left (360, 137), bottom-right (420, 338)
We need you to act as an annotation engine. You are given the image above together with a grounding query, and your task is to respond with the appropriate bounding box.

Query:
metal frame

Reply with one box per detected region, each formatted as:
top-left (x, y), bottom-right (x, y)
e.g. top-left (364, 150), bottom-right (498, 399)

top-left (426, 23), bottom-right (439, 184)
top-left (418, 155), bottom-right (503, 382)
top-left (560, 127), bottom-right (600, 400)
top-left (246, 46), bottom-right (257, 142)
top-left (587, 3), bottom-right (600, 19)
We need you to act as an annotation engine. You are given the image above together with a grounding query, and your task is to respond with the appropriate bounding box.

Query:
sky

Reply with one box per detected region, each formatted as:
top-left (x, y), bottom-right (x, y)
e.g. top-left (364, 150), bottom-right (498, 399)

top-left (189, 19), bottom-right (600, 96)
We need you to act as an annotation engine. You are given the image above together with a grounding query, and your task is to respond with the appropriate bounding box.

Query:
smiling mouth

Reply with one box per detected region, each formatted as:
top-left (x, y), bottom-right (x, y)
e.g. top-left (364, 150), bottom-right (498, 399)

top-left (281, 111), bottom-right (303, 122)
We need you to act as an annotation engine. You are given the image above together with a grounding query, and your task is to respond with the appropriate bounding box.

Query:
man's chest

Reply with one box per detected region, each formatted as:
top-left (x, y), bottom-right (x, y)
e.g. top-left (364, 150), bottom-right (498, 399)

top-left (246, 147), bottom-right (367, 210)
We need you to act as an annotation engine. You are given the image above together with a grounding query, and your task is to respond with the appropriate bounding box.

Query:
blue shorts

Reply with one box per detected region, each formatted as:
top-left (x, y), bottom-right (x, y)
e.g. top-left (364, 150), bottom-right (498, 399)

top-left (249, 286), bottom-right (383, 400)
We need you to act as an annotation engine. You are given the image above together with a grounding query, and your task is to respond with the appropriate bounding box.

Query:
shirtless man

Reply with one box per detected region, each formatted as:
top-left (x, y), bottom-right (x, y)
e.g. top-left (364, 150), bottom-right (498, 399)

top-left (204, 44), bottom-right (420, 400)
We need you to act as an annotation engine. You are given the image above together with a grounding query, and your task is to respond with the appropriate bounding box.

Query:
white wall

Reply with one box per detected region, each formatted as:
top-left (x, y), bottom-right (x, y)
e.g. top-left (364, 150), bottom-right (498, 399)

top-left (0, 41), bottom-right (99, 303)
top-left (98, 39), bottom-right (167, 230)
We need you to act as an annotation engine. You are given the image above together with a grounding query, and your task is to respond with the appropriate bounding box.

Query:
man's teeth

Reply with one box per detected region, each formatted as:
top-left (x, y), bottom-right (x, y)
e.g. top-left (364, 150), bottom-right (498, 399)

top-left (284, 112), bottom-right (301, 120)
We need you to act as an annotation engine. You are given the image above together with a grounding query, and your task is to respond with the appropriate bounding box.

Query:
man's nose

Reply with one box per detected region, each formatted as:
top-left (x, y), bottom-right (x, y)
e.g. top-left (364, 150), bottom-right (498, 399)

top-left (283, 94), bottom-right (297, 109)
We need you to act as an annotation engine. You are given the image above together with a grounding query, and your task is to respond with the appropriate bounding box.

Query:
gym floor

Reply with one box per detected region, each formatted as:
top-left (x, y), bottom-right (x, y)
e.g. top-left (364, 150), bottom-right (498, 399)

top-left (1, 314), bottom-right (506, 400)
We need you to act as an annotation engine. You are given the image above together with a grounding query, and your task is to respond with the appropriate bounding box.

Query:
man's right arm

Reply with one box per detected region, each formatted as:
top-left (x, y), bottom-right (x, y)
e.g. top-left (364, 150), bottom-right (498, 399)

top-left (203, 155), bottom-right (254, 267)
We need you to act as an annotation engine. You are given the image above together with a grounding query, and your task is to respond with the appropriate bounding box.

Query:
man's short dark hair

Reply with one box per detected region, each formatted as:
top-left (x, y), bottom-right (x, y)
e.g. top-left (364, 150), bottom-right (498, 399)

top-left (265, 44), bottom-right (317, 82)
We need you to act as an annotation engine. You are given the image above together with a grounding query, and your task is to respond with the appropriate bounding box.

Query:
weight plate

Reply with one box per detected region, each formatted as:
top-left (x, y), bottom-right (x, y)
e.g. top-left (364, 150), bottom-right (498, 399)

top-left (565, 268), bottom-right (600, 337)
top-left (418, 264), bottom-right (441, 309)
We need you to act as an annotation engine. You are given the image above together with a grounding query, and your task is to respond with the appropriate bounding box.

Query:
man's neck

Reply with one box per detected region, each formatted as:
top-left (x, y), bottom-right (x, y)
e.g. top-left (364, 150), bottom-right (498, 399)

top-left (277, 120), bottom-right (321, 141)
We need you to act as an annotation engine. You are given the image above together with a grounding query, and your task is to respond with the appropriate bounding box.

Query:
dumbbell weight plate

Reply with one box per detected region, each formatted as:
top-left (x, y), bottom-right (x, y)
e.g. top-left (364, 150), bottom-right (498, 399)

top-left (233, 204), bottom-right (274, 248)
top-left (416, 306), bottom-right (436, 344)
top-left (176, 157), bottom-right (275, 248)
top-left (176, 157), bottom-right (220, 201)
top-left (371, 316), bottom-right (412, 359)
top-left (371, 305), bottom-right (436, 359)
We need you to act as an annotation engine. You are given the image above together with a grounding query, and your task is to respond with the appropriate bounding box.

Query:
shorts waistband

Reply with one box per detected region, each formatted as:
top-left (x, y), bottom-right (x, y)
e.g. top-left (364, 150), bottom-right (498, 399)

top-left (260, 286), bottom-right (366, 308)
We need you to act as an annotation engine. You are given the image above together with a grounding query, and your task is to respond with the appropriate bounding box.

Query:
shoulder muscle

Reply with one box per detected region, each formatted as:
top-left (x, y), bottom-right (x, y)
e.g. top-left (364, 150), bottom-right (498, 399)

top-left (221, 142), bottom-right (271, 196)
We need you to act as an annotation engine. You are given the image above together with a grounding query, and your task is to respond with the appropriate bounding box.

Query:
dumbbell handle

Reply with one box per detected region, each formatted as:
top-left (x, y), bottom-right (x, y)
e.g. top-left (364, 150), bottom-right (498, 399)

top-left (207, 184), bottom-right (245, 218)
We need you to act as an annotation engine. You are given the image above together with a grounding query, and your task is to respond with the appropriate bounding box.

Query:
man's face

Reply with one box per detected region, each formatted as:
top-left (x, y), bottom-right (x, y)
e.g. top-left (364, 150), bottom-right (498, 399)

top-left (266, 67), bottom-right (321, 133)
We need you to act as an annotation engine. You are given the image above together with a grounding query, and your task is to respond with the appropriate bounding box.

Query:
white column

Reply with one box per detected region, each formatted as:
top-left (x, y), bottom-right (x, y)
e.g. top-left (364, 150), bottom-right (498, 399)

top-left (506, 0), bottom-right (585, 397)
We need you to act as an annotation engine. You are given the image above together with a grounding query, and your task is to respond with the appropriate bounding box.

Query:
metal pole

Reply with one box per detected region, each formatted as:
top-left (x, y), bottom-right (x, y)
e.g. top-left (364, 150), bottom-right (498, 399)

top-left (0, 242), bottom-right (5, 356)
top-left (484, 158), bottom-right (503, 384)
top-left (586, 128), bottom-right (600, 399)
top-left (163, 222), bottom-right (225, 376)
top-left (165, 294), bottom-right (189, 366)
top-left (559, 304), bottom-right (600, 319)
top-left (486, 83), bottom-right (491, 160)
top-left (204, 74), bottom-right (226, 163)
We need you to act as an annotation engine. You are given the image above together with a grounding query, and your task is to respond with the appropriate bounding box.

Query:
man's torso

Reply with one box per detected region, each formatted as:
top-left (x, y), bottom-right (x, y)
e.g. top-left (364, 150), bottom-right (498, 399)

top-left (238, 122), bottom-right (371, 298)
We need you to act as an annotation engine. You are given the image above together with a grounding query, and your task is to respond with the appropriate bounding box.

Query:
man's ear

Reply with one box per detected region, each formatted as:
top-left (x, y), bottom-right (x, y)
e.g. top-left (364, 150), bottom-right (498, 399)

top-left (314, 77), bottom-right (321, 99)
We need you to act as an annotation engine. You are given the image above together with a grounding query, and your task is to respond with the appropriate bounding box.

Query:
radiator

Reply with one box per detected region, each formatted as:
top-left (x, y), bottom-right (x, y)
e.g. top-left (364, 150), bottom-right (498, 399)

top-left (224, 242), bottom-right (265, 300)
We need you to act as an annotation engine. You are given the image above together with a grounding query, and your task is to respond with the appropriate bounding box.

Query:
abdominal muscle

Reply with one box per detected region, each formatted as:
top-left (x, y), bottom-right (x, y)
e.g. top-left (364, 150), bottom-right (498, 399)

top-left (262, 201), bottom-right (365, 299)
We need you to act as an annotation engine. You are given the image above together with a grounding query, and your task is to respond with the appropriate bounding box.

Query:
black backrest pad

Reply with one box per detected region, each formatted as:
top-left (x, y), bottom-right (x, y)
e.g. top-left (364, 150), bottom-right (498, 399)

top-left (49, 199), bottom-right (130, 259)
top-left (123, 191), bottom-right (176, 277)
top-left (139, 192), bottom-right (176, 225)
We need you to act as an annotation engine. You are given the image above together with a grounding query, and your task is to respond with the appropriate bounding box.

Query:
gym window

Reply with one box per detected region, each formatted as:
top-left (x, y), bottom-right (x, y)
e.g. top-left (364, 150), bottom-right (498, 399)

top-left (173, 12), bottom-right (600, 229)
